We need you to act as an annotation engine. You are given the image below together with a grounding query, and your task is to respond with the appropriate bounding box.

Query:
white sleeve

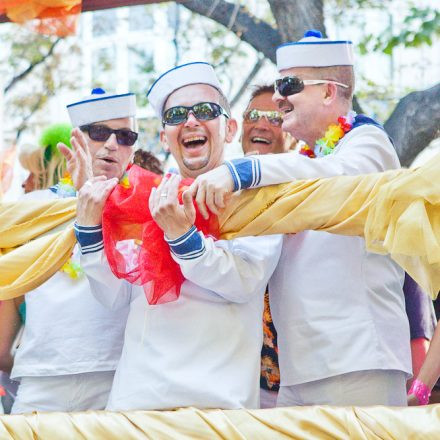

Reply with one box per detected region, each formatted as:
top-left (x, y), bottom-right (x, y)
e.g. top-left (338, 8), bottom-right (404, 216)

top-left (171, 234), bottom-right (283, 303)
top-left (80, 250), bottom-right (131, 310)
top-left (227, 126), bottom-right (400, 188)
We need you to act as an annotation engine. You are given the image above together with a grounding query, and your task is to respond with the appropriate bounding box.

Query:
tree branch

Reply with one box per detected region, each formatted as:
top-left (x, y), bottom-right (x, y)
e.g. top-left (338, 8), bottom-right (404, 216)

top-left (178, 0), bottom-right (281, 62)
top-left (4, 38), bottom-right (61, 94)
top-left (15, 94), bottom-right (48, 141)
top-left (384, 83), bottom-right (440, 166)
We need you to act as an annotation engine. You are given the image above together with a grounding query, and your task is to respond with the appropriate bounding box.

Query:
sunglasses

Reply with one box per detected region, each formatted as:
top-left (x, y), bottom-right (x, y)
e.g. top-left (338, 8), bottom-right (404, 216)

top-left (274, 76), bottom-right (349, 97)
top-left (162, 102), bottom-right (230, 126)
top-left (80, 124), bottom-right (138, 147)
top-left (243, 109), bottom-right (283, 127)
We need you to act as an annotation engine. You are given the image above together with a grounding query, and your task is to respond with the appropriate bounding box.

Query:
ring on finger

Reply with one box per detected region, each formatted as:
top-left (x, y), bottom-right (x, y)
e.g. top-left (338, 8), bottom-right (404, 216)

top-left (160, 193), bottom-right (168, 198)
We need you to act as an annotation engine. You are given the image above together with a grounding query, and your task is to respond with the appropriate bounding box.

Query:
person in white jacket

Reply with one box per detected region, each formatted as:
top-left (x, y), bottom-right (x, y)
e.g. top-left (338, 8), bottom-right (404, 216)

top-left (11, 89), bottom-right (137, 413)
top-left (74, 62), bottom-right (282, 411)
top-left (189, 31), bottom-right (412, 406)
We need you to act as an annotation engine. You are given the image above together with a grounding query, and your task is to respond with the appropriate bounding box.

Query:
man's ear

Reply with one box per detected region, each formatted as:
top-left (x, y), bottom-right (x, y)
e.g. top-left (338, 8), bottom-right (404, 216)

top-left (160, 130), bottom-right (170, 152)
top-left (323, 82), bottom-right (338, 105)
top-left (225, 118), bottom-right (238, 143)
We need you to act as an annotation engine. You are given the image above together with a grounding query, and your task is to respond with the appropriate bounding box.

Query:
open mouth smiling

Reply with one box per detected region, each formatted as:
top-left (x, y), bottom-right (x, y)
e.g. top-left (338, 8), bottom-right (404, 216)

top-left (251, 136), bottom-right (271, 145)
top-left (182, 136), bottom-right (208, 148)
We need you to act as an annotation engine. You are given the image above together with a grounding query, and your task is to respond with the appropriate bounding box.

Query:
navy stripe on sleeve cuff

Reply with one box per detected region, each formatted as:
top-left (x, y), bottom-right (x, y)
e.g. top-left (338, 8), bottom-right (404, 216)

top-left (224, 160), bottom-right (240, 191)
top-left (165, 226), bottom-right (206, 260)
top-left (74, 222), bottom-right (104, 254)
top-left (225, 157), bottom-right (261, 190)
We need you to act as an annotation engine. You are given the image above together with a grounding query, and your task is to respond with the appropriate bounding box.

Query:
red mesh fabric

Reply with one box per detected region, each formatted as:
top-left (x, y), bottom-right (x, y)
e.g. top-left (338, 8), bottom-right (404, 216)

top-left (102, 164), bottom-right (219, 305)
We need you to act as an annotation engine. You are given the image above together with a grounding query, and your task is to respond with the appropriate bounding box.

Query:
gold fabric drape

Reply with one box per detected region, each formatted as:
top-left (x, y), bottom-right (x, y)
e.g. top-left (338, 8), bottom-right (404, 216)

top-left (1, 153), bottom-right (439, 300)
top-left (0, 198), bottom-right (76, 300)
top-left (1, 405), bottom-right (440, 439)
top-left (220, 154), bottom-right (440, 298)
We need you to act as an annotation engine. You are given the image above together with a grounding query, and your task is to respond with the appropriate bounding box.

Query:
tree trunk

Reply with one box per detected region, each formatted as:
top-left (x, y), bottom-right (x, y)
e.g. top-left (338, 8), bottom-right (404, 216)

top-left (268, 0), bottom-right (325, 41)
top-left (384, 83), bottom-right (440, 166)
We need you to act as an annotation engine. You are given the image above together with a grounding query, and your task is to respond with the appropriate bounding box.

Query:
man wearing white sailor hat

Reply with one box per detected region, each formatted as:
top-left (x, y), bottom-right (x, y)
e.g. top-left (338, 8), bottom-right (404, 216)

top-left (61, 88), bottom-right (137, 190)
top-left (190, 31), bottom-right (411, 407)
top-left (10, 89), bottom-right (135, 413)
top-left (75, 61), bottom-right (283, 411)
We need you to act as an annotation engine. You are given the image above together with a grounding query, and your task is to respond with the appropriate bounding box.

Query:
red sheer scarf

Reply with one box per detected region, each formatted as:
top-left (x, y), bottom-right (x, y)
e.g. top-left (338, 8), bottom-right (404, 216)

top-left (102, 164), bottom-right (219, 305)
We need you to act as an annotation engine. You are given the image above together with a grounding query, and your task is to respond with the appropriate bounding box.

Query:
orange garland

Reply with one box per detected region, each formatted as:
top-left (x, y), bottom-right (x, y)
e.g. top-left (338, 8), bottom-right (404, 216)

top-left (0, 1), bottom-right (82, 36)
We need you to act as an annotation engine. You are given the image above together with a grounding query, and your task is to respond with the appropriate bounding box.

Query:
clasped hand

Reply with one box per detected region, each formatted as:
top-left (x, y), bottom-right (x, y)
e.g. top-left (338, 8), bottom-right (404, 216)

top-left (187, 164), bottom-right (234, 219)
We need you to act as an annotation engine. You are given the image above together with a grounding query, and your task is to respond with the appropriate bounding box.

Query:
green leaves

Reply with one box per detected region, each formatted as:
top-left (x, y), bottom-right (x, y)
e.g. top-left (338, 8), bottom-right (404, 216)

top-left (360, 7), bottom-right (440, 55)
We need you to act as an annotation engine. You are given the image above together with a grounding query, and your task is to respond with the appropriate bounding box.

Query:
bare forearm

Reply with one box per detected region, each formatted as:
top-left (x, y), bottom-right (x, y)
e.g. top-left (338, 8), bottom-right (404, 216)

top-left (416, 320), bottom-right (440, 389)
top-left (0, 354), bottom-right (13, 374)
top-left (0, 299), bottom-right (21, 373)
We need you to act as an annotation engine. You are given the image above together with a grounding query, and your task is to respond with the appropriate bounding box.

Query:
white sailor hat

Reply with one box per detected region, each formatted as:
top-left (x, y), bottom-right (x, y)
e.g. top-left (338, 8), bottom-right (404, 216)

top-left (67, 88), bottom-right (137, 127)
top-left (276, 30), bottom-right (354, 71)
top-left (147, 62), bottom-right (222, 118)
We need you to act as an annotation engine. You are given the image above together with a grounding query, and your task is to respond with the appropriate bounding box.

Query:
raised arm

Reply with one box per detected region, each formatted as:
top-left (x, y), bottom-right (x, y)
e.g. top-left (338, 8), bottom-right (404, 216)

top-left (189, 126), bottom-right (398, 219)
top-left (75, 177), bottom-right (131, 310)
top-left (149, 174), bottom-right (282, 303)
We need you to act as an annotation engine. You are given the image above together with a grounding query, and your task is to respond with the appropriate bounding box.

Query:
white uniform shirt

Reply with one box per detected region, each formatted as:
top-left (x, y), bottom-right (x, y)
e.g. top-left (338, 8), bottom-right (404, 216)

top-left (11, 189), bottom-right (129, 379)
top-left (81, 234), bottom-right (282, 410)
top-left (227, 123), bottom-right (412, 386)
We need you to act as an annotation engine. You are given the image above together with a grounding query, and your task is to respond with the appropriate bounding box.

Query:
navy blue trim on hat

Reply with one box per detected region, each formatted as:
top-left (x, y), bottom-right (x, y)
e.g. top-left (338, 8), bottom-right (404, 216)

top-left (277, 40), bottom-right (353, 50)
top-left (146, 62), bottom-right (213, 97)
top-left (67, 93), bottom-right (135, 109)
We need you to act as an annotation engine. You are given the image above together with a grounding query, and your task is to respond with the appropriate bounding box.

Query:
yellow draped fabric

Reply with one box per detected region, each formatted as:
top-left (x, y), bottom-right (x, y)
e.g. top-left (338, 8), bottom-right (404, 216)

top-left (1, 153), bottom-right (440, 300)
top-left (220, 154), bottom-right (440, 298)
top-left (1, 405), bottom-right (440, 439)
top-left (0, 198), bottom-right (76, 300)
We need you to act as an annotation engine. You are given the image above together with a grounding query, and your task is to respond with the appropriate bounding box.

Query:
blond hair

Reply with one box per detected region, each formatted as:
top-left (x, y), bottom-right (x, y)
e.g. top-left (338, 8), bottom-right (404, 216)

top-left (19, 146), bottom-right (66, 191)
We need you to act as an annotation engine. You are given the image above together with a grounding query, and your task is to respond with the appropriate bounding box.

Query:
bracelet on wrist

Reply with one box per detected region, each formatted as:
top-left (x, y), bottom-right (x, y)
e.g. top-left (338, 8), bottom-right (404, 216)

top-left (408, 379), bottom-right (431, 405)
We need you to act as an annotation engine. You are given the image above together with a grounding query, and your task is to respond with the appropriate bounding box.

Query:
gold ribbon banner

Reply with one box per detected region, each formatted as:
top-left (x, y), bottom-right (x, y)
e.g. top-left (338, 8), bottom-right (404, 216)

top-left (1, 153), bottom-right (439, 300)
top-left (1, 405), bottom-right (440, 439)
